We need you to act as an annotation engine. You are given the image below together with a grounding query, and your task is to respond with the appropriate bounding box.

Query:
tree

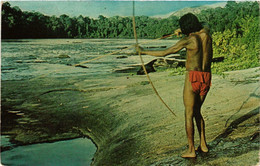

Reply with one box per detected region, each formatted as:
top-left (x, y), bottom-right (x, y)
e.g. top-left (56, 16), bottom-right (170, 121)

top-left (1, 1), bottom-right (259, 39)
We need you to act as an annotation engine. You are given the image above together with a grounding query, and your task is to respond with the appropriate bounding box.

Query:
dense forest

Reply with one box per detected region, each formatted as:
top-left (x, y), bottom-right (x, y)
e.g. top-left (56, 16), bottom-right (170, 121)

top-left (2, 2), bottom-right (180, 39)
top-left (2, 1), bottom-right (259, 39)
top-left (208, 2), bottom-right (259, 73)
top-left (2, 1), bottom-right (259, 73)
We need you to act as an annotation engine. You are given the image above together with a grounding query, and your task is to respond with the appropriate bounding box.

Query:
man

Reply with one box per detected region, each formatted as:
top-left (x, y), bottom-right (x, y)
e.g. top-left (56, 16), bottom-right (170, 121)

top-left (136, 13), bottom-right (212, 158)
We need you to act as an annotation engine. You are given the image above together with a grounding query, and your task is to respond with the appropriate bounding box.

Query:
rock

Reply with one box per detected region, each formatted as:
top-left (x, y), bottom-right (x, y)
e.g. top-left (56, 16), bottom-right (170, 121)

top-left (15, 60), bottom-right (23, 63)
top-left (116, 55), bottom-right (128, 59)
top-left (137, 59), bottom-right (157, 75)
top-left (114, 66), bottom-right (139, 73)
top-left (153, 58), bottom-right (167, 67)
top-left (114, 57), bottom-right (187, 75)
top-left (212, 56), bottom-right (224, 62)
top-left (2, 66), bottom-right (17, 70)
top-left (116, 46), bottom-right (128, 49)
top-left (250, 131), bottom-right (260, 141)
top-left (34, 60), bottom-right (47, 63)
top-left (137, 65), bottom-right (156, 75)
top-left (58, 54), bottom-right (70, 58)
top-left (146, 46), bottom-right (167, 49)
top-left (74, 64), bottom-right (89, 68)
top-left (153, 57), bottom-right (185, 69)
top-left (72, 41), bottom-right (82, 43)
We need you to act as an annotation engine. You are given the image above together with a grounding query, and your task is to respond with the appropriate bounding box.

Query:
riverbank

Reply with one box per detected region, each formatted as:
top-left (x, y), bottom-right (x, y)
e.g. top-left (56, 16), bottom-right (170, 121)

top-left (2, 65), bottom-right (259, 165)
top-left (88, 67), bottom-right (260, 166)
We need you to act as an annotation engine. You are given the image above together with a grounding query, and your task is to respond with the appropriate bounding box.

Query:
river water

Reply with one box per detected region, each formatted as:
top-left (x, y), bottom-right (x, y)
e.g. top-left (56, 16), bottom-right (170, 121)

top-left (1, 39), bottom-right (175, 80)
top-left (1, 39), bottom-right (176, 165)
top-left (1, 137), bottom-right (96, 166)
top-left (1, 39), bottom-right (133, 81)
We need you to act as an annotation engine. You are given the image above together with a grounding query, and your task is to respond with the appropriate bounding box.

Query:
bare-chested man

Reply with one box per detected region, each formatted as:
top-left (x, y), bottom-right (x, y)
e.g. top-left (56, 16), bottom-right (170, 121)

top-left (136, 13), bottom-right (212, 158)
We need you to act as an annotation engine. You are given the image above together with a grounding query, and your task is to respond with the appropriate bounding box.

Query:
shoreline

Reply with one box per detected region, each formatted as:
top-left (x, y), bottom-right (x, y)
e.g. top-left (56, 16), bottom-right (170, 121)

top-left (1, 67), bottom-right (260, 165)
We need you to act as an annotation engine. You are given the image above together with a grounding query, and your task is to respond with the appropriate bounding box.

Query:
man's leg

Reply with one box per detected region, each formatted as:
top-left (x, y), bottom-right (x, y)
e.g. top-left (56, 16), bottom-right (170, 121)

top-left (194, 95), bottom-right (208, 152)
top-left (182, 73), bottom-right (196, 158)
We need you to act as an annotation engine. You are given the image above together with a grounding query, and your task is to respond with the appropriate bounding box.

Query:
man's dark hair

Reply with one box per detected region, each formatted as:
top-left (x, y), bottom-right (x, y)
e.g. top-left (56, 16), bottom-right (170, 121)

top-left (179, 13), bottom-right (203, 36)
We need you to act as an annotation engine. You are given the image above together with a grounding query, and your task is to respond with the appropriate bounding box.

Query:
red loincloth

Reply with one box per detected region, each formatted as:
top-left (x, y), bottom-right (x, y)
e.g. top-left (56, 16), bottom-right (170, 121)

top-left (189, 71), bottom-right (211, 96)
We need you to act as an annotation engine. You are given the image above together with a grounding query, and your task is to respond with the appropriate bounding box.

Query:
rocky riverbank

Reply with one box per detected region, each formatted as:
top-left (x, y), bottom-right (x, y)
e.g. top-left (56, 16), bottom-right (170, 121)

top-left (2, 64), bottom-right (259, 165)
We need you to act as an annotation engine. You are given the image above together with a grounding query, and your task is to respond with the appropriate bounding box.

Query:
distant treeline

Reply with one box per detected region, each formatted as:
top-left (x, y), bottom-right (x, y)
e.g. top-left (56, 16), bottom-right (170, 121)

top-left (1, 1), bottom-right (259, 39)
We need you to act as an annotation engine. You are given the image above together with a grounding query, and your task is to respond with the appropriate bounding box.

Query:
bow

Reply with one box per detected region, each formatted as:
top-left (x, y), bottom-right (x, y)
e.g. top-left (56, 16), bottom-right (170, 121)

top-left (132, 1), bottom-right (176, 117)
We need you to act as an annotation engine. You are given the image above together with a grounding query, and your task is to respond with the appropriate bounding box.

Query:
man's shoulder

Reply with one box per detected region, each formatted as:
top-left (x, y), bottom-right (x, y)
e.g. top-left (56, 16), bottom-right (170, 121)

top-left (199, 32), bottom-right (212, 42)
top-left (193, 30), bottom-right (212, 42)
top-left (187, 34), bottom-right (200, 43)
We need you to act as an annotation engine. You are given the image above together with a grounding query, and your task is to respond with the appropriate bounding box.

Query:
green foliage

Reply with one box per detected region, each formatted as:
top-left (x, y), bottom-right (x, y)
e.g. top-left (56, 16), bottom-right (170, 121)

top-left (198, 1), bottom-right (259, 34)
top-left (211, 15), bottom-right (259, 74)
top-left (2, 1), bottom-right (259, 40)
top-left (212, 29), bottom-right (239, 56)
top-left (168, 67), bottom-right (186, 76)
top-left (1, 2), bottom-right (179, 39)
top-left (170, 1), bottom-right (260, 75)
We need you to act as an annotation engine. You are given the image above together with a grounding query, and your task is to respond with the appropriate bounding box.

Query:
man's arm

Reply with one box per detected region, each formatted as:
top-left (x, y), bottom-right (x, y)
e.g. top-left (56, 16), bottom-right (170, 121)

top-left (138, 37), bottom-right (190, 57)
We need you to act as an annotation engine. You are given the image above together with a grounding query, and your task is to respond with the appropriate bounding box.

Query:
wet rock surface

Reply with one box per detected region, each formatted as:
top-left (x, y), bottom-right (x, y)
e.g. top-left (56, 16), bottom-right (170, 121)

top-left (1, 39), bottom-right (259, 165)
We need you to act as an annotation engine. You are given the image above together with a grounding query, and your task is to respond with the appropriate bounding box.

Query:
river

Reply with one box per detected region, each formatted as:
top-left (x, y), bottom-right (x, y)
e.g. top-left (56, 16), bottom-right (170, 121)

top-left (1, 38), bottom-right (176, 80)
top-left (1, 136), bottom-right (96, 166)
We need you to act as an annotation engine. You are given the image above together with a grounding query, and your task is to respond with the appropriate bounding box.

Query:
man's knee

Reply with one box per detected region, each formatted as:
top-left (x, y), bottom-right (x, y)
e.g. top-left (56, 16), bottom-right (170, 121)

top-left (185, 107), bottom-right (194, 117)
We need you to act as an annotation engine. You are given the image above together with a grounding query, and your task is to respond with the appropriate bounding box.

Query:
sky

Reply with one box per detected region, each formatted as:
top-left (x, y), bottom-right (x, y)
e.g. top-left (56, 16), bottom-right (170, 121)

top-left (8, 1), bottom-right (225, 18)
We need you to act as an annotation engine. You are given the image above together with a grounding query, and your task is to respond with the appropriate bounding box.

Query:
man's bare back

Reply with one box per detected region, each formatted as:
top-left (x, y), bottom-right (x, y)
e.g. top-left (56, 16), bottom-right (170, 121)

top-left (138, 29), bottom-right (212, 72)
top-left (185, 29), bottom-right (213, 72)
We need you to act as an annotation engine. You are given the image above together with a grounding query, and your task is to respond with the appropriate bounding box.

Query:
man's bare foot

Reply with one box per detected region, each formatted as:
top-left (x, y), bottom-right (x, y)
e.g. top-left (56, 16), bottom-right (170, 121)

top-left (195, 145), bottom-right (209, 153)
top-left (181, 150), bottom-right (196, 158)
